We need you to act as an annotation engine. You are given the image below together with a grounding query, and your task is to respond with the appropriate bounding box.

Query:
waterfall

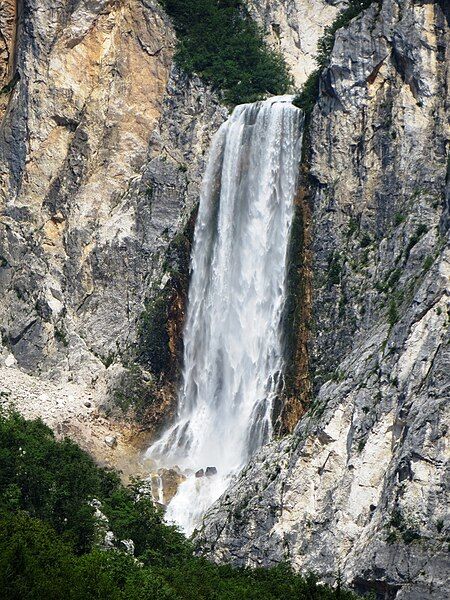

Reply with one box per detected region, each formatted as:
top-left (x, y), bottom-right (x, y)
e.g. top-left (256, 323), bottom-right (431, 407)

top-left (150, 473), bottom-right (164, 505)
top-left (147, 96), bottom-right (304, 535)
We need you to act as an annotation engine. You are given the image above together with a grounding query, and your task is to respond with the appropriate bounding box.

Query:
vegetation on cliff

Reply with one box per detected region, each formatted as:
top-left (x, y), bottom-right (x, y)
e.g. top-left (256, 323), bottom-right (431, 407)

top-left (0, 412), bottom-right (362, 599)
top-left (160, 0), bottom-right (292, 105)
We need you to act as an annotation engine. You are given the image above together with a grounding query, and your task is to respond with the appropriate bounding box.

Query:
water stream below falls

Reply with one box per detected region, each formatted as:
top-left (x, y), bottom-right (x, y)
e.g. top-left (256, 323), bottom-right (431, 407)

top-left (146, 96), bottom-right (304, 535)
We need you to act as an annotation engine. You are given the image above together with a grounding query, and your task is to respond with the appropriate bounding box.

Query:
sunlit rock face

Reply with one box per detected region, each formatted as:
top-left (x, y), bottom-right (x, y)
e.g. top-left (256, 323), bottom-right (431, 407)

top-left (0, 0), bottom-right (226, 467)
top-left (247, 0), bottom-right (346, 86)
top-left (0, 0), bottom-right (226, 382)
top-left (0, 0), bottom-right (174, 377)
top-left (196, 1), bottom-right (450, 598)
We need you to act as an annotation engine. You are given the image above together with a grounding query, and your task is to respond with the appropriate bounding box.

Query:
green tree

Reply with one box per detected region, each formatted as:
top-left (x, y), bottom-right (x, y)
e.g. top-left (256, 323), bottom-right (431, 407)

top-left (161, 0), bottom-right (292, 105)
top-left (0, 412), bottom-right (363, 600)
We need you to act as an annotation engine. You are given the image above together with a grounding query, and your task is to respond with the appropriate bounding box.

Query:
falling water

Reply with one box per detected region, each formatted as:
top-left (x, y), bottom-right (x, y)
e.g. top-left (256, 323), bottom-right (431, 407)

top-left (147, 96), bottom-right (304, 535)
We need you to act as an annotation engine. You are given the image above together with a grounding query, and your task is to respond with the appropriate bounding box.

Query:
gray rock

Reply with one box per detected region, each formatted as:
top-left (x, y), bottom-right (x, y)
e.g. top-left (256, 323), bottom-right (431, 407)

top-left (0, 0), bottom-right (225, 410)
top-left (4, 353), bottom-right (16, 367)
top-left (103, 530), bottom-right (116, 550)
top-left (247, 0), bottom-right (346, 86)
top-left (104, 435), bottom-right (117, 449)
top-left (120, 539), bottom-right (135, 556)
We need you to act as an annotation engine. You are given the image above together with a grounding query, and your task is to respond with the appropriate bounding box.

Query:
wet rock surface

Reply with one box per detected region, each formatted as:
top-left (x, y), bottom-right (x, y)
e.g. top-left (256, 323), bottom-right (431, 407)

top-left (145, 466), bottom-right (187, 506)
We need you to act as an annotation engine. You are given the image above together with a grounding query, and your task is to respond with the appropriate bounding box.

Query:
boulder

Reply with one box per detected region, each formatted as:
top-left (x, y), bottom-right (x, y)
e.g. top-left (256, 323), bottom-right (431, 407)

top-left (104, 435), bottom-right (117, 448)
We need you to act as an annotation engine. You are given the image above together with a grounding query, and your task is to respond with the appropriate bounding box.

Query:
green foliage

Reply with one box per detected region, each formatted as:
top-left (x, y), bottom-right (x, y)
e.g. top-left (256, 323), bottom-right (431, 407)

top-left (292, 69), bottom-right (320, 114)
top-left (113, 364), bottom-right (160, 420)
top-left (404, 223), bottom-right (428, 261)
top-left (394, 212), bottom-right (406, 227)
top-left (328, 252), bottom-right (342, 285)
top-left (160, 0), bottom-right (292, 105)
top-left (0, 412), bottom-right (363, 599)
top-left (101, 486), bottom-right (190, 566)
top-left (346, 217), bottom-right (359, 239)
top-left (360, 233), bottom-right (372, 248)
top-left (387, 268), bottom-right (401, 289)
top-left (387, 509), bottom-right (421, 545)
top-left (0, 412), bottom-right (120, 553)
top-left (0, 71), bottom-right (20, 95)
top-left (387, 299), bottom-right (399, 327)
top-left (139, 293), bottom-right (172, 377)
top-left (54, 326), bottom-right (69, 347)
top-left (422, 255), bottom-right (433, 272)
top-left (377, 267), bottom-right (402, 294)
top-left (415, 223), bottom-right (429, 237)
top-left (0, 510), bottom-right (75, 600)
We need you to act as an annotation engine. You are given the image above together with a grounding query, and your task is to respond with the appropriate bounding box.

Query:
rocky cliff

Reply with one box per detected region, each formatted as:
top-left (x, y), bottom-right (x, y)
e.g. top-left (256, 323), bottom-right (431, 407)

top-left (0, 0), bottom-right (448, 598)
top-left (247, 0), bottom-right (345, 86)
top-left (197, 1), bottom-right (450, 599)
top-left (0, 0), bottom-right (226, 469)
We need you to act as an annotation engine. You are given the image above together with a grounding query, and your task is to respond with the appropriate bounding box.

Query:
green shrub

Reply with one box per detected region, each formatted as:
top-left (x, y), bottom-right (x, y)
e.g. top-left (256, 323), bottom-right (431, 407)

top-left (346, 217), bottom-right (359, 239)
top-left (360, 233), bottom-right (372, 248)
top-left (388, 299), bottom-right (399, 326)
top-left (387, 268), bottom-right (401, 289)
top-left (139, 294), bottom-right (172, 377)
top-left (292, 69), bottom-right (320, 114)
top-left (401, 529), bottom-right (420, 544)
top-left (328, 252), bottom-right (342, 285)
top-left (161, 0), bottom-right (292, 105)
top-left (0, 412), bottom-right (363, 599)
top-left (422, 255), bottom-right (433, 272)
top-left (0, 71), bottom-right (20, 95)
top-left (0, 412), bottom-right (120, 553)
top-left (404, 224), bottom-right (428, 261)
top-left (394, 212), bottom-right (406, 226)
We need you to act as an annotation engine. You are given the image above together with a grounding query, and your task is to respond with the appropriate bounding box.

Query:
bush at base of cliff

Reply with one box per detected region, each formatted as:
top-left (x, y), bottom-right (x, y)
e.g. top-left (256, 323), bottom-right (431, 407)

top-left (161, 0), bottom-right (292, 105)
top-left (0, 412), bottom-right (363, 599)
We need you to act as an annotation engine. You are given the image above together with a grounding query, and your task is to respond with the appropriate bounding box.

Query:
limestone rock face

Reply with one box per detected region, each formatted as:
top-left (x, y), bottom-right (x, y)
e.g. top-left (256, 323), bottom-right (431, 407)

top-left (196, 1), bottom-right (450, 598)
top-left (0, 0), bottom-right (16, 119)
top-left (0, 0), bottom-right (225, 382)
top-left (0, 0), bottom-right (226, 463)
top-left (247, 0), bottom-right (346, 86)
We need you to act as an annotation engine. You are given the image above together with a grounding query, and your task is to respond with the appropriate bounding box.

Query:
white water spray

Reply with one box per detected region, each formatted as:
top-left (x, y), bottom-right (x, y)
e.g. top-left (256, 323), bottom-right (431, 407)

top-left (147, 96), bottom-right (304, 535)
